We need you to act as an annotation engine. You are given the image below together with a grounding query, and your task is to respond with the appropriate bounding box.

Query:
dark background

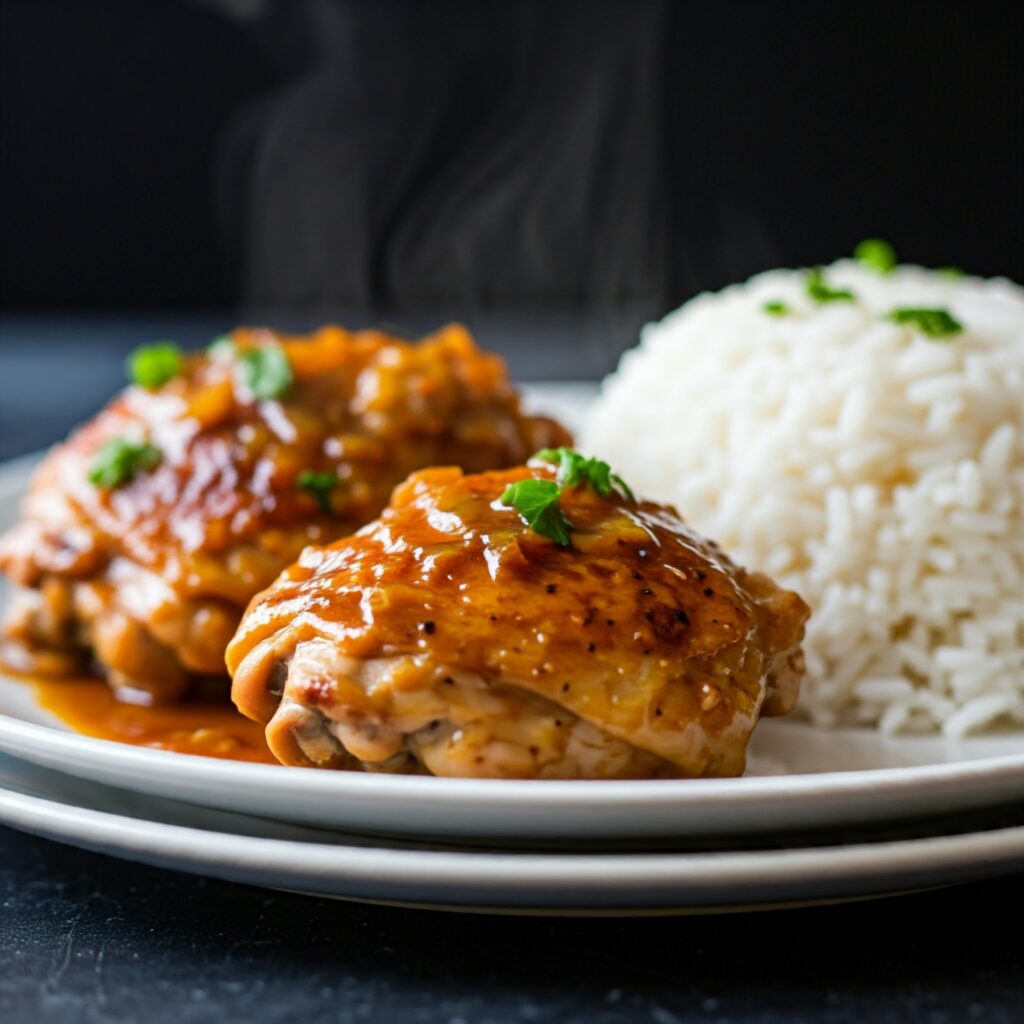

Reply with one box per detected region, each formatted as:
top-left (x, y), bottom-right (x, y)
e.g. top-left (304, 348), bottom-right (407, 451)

top-left (1, 0), bottom-right (1022, 454)
top-left (1, 0), bottom-right (1022, 318)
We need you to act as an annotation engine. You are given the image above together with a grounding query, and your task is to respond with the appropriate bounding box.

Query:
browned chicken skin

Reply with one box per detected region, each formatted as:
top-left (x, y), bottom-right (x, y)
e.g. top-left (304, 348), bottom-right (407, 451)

top-left (228, 463), bottom-right (810, 779)
top-left (0, 325), bottom-right (568, 703)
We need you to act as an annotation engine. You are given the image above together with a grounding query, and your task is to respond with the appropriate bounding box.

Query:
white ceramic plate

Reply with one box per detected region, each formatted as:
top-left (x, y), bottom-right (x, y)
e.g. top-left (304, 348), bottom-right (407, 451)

top-left (2, 751), bottom-right (1022, 913)
top-left (2, 394), bottom-right (1024, 845)
top-left (1, 690), bottom-right (1022, 842)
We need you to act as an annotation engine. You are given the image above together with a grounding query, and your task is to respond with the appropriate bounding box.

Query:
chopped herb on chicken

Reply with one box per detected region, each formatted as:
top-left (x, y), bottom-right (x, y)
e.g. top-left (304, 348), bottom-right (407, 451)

top-left (500, 478), bottom-right (573, 546)
top-left (88, 439), bottom-right (161, 490)
top-left (533, 448), bottom-right (634, 501)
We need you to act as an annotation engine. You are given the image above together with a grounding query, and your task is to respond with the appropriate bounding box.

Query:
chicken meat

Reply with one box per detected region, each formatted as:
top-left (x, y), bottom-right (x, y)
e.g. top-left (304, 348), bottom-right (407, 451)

top-left (227, 459), bottom-right (810, 779)
top-left (0, 325), bottom-right (569, 702)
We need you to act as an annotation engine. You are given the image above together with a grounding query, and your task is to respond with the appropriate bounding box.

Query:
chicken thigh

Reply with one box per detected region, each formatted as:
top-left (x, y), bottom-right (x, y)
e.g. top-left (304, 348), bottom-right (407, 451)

top-left (0, 325), bottom-right (568, 702)
top-left (228, 458), bottom-right (809, 778)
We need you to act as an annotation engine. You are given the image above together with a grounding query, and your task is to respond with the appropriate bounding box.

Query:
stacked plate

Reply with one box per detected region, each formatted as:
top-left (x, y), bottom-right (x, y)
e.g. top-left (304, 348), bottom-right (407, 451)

top-left (1, 390), bottom-right (1022, 914)
top-left (2, 688), bottom-right (1024, 914)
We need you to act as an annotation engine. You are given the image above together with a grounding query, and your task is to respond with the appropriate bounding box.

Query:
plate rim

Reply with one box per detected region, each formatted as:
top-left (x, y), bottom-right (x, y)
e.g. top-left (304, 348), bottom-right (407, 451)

top-left (2, 766), bottom-right (1023, 903)
top-left (0, 709), bottom-right (1022, 810)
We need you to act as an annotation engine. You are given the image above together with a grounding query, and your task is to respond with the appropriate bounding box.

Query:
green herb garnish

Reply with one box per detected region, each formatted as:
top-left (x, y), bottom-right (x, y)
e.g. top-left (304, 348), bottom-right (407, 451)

top-left (762, 300), bottom-right (790, 316)
top-left (87, 438), bottom-right (161, 489)
top-left (297, 470), bottom-right (337, 513)
top-left (236, 345), bottom-right (293, 400)
top-left (806, 268), bottom-right (856, 304)
top-left (608, 471), bottom-right (635, 502)
top-left (885, 307), bottom-right (963, 340)
top-left (499, 479), bottom-right (573, 547)
top-left (854, 238), bottom-right (897, 274)
top-left (503, 450), bottom-right (634, 545)
top-left (126, 342), bottom-right (183, 389)
top-left (534, 448), bottom-right (634, 501)
top-left (938, 266), bottom-right (965, 279)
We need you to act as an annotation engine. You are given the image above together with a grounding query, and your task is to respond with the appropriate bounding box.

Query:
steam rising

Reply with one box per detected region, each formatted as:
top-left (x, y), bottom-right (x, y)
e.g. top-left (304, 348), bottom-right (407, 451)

top-left (214, 0), bottom-right (669, 312)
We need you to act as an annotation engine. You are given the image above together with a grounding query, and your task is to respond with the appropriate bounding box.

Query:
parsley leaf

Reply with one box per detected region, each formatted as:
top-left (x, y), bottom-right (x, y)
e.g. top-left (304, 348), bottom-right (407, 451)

top-left (885, 307), bottom-right (963, 340)
top-left (87, 438), bottom-right (161, 489)
top-left (297, 470), bottom-right (337, 513)
top-left (762, 300), bottom-right (790, 316)
top-left (505, 451), bottom-right (635, 544)
top-left (806, 268), bottom-right (856, 304)
top-left (533, 448), bottom-right (634, 501)
top-left (610, 473), bottom-right (635, 502)
top-left (236, 346), bottom-right (293, 400)
top-left (500, 479), bottom-right (573, 547)
top-left (535, 447), bottom-right (587, 487)
top-left (854, 238), bottom-right (897, 274)
top-left (126, 342), bottom-right (183, 389)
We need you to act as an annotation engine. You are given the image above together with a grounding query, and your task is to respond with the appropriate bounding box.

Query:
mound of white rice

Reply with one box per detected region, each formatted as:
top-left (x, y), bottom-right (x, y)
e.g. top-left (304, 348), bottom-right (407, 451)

top-left (583, 260), bottom-right (1024, 736)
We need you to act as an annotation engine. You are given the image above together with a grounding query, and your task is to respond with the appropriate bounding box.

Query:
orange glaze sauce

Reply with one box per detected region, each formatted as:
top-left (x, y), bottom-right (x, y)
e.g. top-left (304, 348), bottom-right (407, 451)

top-left (29, 675), bottom-right (277, 765)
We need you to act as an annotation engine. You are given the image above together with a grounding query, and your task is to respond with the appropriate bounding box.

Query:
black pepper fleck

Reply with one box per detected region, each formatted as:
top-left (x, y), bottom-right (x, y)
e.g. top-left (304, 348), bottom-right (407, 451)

top-left (696, 570), bottom-right (707, 581)
top-left (655, 707), bottom-right (663, 717)
top-left (443, 676), bottom-right (455, 685)
top-left (606, 618), bottom-right (615, 626)
top-left (546, 583), bottom-right (557, 594)
top-left (704, 587), bottom-right (714, 597)
top-left (562, 682), bottom-right (571, 693)
top-left (642, 587), bottom-right (654, 597)
top-left (587, 642), bottom-right (596, 653)
top-left (421, 620), bottom-right (436, 635)
top-left (632, 571), bottom-right (643, 580)
top-left (676, 610), bottom-right (690, 625)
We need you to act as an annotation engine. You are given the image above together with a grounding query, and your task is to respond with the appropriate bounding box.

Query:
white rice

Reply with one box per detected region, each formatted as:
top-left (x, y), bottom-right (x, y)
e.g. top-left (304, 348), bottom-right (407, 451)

top-left (582, 261), bottom-right (1024, 736)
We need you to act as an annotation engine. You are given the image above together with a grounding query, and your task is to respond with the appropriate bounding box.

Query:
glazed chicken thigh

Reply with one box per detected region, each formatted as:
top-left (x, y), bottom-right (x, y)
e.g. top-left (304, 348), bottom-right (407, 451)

top-left (0, 325), bottom-right (568, 702)
top-left (228, 459), bottom-right (809, 778)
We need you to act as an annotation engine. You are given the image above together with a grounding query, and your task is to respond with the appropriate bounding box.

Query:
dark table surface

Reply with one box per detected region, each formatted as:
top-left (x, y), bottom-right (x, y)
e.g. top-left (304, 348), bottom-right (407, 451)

top-left (2, 825), bottom-right (1022, 1024)
top-left (1, 315), bottom-right (1022, 1023)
